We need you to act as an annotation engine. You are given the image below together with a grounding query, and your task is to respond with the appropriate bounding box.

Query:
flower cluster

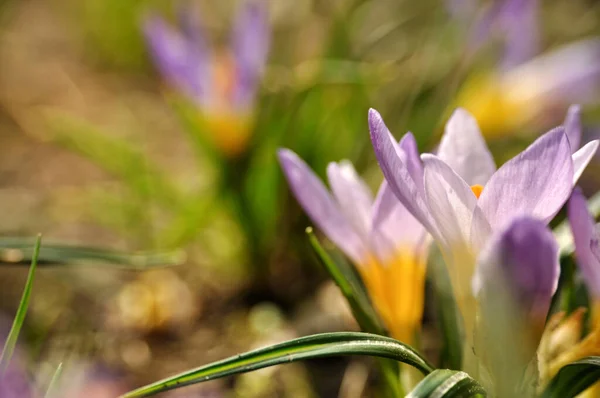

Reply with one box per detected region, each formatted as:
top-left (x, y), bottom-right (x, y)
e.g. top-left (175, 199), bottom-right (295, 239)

top-left (280, 104), bottom-right (600, 395)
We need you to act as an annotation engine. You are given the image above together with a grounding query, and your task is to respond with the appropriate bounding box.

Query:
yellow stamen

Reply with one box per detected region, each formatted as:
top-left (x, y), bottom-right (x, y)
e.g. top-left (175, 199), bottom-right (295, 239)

top-left (360, 250), bottom-right (426, 345)
top-left (538, 304), bottom-right (600, 395)
top-left (203, 112), bottom-right (253, 156)
top-left (471, 184), bottom-right (484, 199)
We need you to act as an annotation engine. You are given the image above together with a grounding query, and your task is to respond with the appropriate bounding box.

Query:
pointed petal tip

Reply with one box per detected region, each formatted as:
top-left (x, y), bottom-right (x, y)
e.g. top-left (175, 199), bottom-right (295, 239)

top-left (276, 147), bottom-right (293, 161)
top-left (449, 107), bottom-right (474, 119)
top-left (367, 108), bottom-right (382, 126)
top-left (277, 148), bottom-right (303, 171)
top-left (568, 104), bottom-right (582, 114)
top-left (589, 139), bottom-right (599, 153)
top-left (368, 109), bottom-right (388, 145)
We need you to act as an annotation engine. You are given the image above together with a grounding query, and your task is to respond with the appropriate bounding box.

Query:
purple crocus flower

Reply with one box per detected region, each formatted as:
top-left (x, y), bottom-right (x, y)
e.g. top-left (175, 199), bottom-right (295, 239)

top-left (277, 149), bottom-right (428, 344)
top-left (451, 0), bottom-right (539, 69)
top-left (143, 2), bottom-right (270, 155)
top-left (452, 0), bottom-right (600, 138)
top-left (368, 107), bottom-right (598, 350)
top-left (473, 217), bottom-right (559, 393)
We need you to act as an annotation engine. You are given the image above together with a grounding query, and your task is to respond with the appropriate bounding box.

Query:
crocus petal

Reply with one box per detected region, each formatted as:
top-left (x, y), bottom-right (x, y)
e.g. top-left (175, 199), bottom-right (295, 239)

top-left (473, 217), bottom-right (559, 386)
top-left (503, 39), bottom-right (600, 107)
top-left (498, 0), bottom-right (539, 70)
top-left (564, 104), bottom-right (582, 151)
top-left (477, 127), bottom-right (573, 229)
top-left (371, 180), bottom-right (427, 260)
top-left (327, 161), bottom-right (374, 239)
top-left (142, 15), bottom-right (209, 104)
top-left (368, 109), bottom-right (438, 237)
top-left (399, 133), bottom-right (425, 195)
top-left (277, 149), bottom-right (366, 263)
top-left (177, 2), bottom-right (209, 52)
top-left (231, 1), bottom-right (270, 108)
top-left (473, 216), bottom-right (559, 320)
top-left (422, 154), bottom-right (477, 249)
top-left (572, 140), bottom-right (599, 184)
top-left (438, 108), bottom-right (497, 186)
top-left (568, 188), bottom-right (600, 297)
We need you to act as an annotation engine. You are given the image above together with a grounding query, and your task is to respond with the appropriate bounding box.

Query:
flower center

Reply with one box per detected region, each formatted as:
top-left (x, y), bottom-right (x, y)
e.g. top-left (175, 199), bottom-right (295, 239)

top-left (471, 184), bottom-right (484, 199)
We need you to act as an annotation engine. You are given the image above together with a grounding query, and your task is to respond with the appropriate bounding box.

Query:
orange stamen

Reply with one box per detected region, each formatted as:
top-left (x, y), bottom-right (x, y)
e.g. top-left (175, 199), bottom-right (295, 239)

top-left (471, 184), bottom-right (484, 199)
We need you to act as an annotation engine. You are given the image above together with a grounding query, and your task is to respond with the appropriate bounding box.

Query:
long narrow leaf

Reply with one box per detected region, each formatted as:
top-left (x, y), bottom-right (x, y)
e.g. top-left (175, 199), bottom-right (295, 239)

top-left (307, 228), bottom-right (385, 335)
top-left (120, 332), bottom-right (434, 398)
top-left (307, 230), bottom-right (403, 397)
top-left (0, 235), bottom-right (41, 372)
top-left (44, 362), bottom-right (63, 398)
top-left (541, 356), bottom-right (600, 398)
top-left (406, 369), bottom-right (486, 398)
top-left (0, 238), bottom-right (185, 269)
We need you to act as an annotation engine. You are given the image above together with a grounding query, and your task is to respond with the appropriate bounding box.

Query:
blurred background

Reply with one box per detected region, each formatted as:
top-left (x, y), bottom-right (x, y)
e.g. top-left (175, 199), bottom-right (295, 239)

top-left (0, 0), bottom-right (600, 396)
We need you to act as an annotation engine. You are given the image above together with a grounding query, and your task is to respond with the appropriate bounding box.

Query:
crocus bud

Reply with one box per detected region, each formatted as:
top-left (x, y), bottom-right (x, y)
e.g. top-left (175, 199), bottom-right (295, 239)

top-left (473, 217), bottom-right (559, 394)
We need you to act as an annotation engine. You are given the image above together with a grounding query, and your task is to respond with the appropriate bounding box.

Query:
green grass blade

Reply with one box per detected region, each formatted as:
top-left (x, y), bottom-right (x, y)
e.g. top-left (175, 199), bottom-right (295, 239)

top-left (0, 234), bottom-right (41, 372)
top-left (541, 356), bottom-right (600, 398)
top-left (307, 229), bottom-right (402, 397)
top-left (406, 369), bottom-right (486, 398)
top-left (306, 228), bottom-right (385, 335)
top-left (44, 362), bottom-right (63, 398)
top-left (120, 332), bottom-right (434, 398)
top-left (0, 237), bottom-right (185, 269)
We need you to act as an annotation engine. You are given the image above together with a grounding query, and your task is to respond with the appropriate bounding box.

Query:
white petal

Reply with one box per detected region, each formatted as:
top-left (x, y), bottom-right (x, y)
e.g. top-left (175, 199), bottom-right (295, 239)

top-left (327, 161), bottom-right (374, 238)
top-left (572, 140), bottom-right (599, 184)
top-left (422, 154), bottom-right (478, 249)
top-left (371, 180), bottom-right (428, 260)
top-left (438, 108), bottom-right (497, 186)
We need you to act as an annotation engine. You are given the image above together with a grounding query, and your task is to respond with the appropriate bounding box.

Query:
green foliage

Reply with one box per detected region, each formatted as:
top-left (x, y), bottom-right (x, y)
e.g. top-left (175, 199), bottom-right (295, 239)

top-left (541, 357), bottom-right (600, 398)
top-left (72, 0), bottom-right (165, 71)
top-left (46, 112), bottom-right (182, 210)
top-left (120, 332), bottom-right (434, 398)
top-left (0, 237), bottom-right (185, 268)
top-left (406, 369), bottom-right (486, 398)
top-left (307, 229), bottom-right (403, 396)
top-left (307, 228), bottom-right (385, 335)
top-left (44, 362), bottom-right (64, 398)
top-left (0, 235), bottom-right (41, 372)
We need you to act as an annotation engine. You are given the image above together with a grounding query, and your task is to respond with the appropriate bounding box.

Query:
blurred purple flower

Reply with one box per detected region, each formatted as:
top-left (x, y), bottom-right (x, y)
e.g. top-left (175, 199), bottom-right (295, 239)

top-left (452, 1), bottom-right (600, 136)
top-left (568, 188), bottom-right (600, 298)
top-left (0, 361), bottom-right (34, 398)
top-left (278, 148), bottom-right (429, 343)
top-left (483, 0), bottom-right (539, 69)
top-left (143, 1), bottom-right (270, 113)
top-left (565, 104), bottom-right (582, 151)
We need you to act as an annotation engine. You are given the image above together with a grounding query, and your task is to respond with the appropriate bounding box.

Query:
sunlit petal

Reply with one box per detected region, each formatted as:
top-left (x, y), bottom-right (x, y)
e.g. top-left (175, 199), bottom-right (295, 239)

top-left (327, 161), bottom-right (374, 239)
top-left (438, 108), bottom-right (497, 186)
top-left (478, 127), bottom-right (573, 229)
top-left (277, 149), bottom-right (366, 263)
